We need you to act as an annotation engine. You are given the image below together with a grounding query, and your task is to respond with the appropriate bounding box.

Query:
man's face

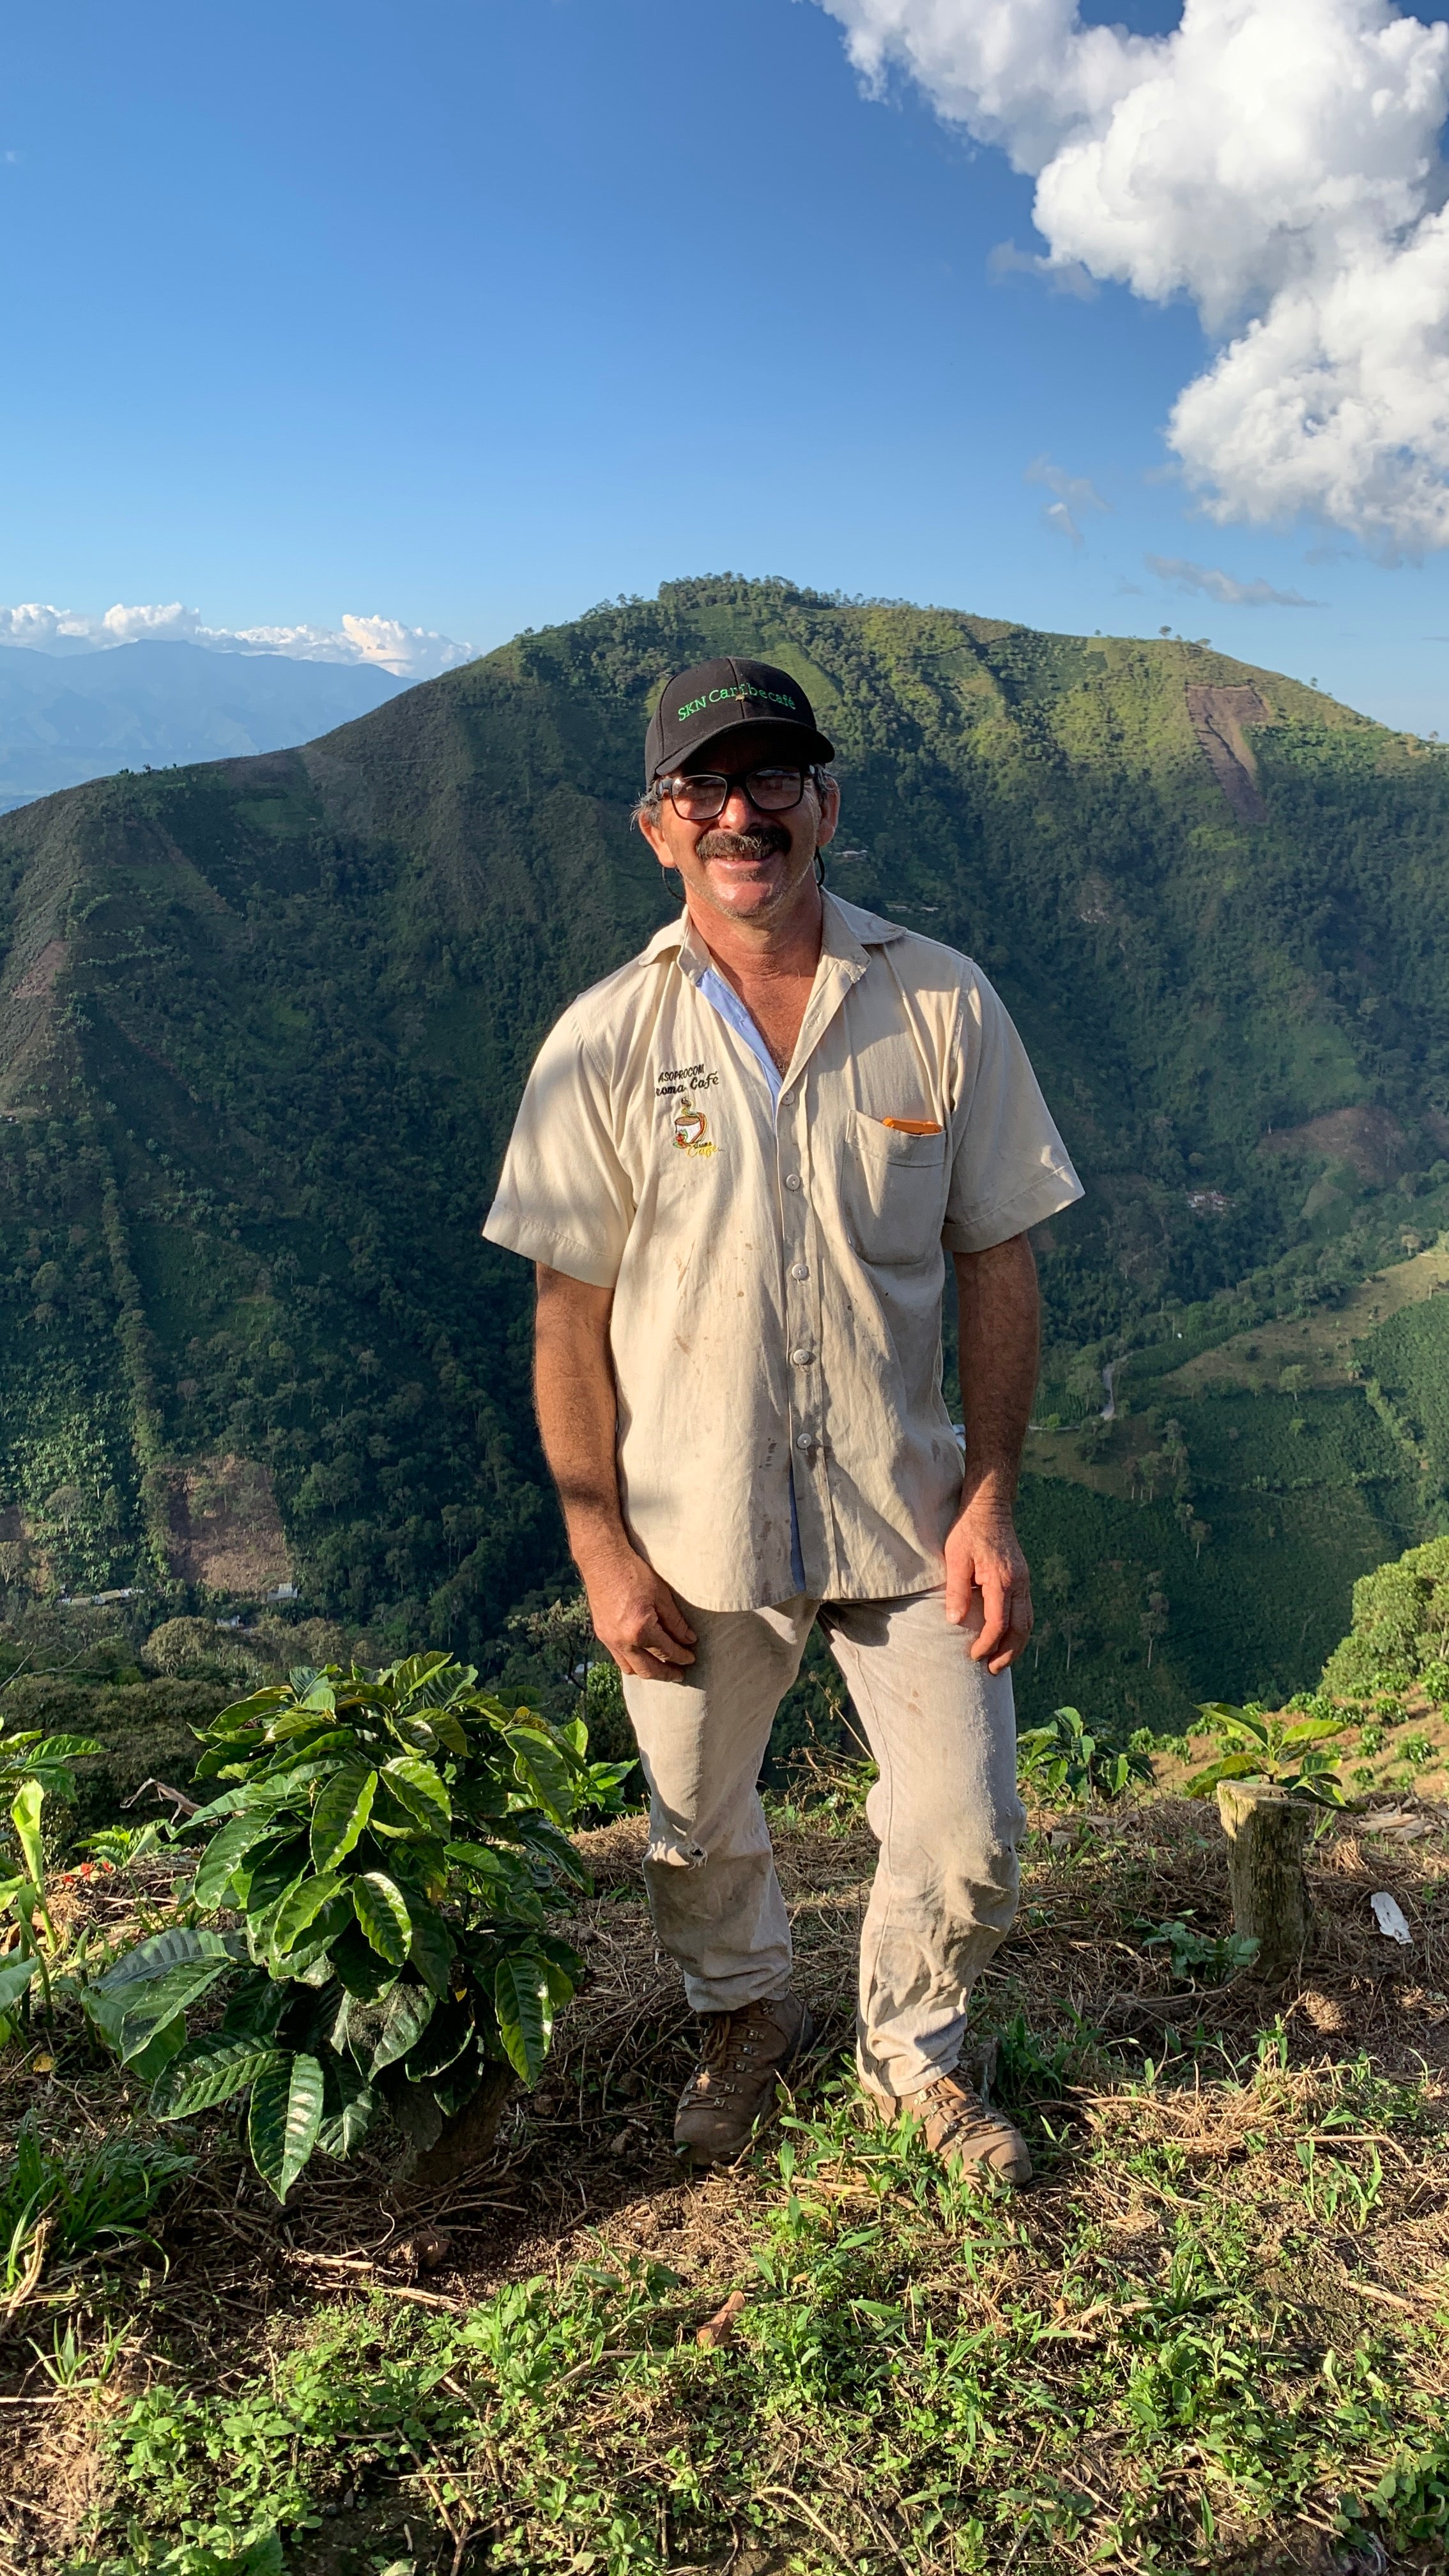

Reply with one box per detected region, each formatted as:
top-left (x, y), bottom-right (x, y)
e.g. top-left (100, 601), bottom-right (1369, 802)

top-left (638, 724), bottom-right (840, 932)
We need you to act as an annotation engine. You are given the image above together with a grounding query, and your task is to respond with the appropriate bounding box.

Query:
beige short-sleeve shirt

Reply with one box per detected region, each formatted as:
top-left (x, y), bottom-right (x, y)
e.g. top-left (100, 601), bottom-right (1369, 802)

top-left (484, 892), bottom-right (1082, 1613)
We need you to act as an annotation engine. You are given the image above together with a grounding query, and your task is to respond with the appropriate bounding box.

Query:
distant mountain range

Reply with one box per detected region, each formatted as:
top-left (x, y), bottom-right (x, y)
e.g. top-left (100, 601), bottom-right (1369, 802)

top-left (4, 574), bottom-right (1449, 1731)
top-left (0, 639), bottom-right (408, 807)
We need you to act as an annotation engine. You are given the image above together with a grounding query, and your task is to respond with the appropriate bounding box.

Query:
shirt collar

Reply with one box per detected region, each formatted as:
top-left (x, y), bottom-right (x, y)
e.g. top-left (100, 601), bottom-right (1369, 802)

top-left (639, 889), bottom-right (906, 978)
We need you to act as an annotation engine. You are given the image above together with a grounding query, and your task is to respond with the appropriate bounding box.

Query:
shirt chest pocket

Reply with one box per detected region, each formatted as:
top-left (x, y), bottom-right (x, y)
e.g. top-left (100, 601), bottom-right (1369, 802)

top-left (840, 1112), bottom-right (947, 1266)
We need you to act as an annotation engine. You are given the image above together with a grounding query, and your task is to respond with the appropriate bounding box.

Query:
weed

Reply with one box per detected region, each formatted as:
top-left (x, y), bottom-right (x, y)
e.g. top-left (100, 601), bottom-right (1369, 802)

top-left (1142, 1915), bottom-right (1261, 1982)
top-left (0, 2119), bottom-right (192, 2285)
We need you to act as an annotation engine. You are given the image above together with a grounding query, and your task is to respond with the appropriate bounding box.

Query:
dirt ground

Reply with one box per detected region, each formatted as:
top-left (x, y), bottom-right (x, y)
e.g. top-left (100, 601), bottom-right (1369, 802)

top-left (3, 1791), bottom-right (1447, 2573)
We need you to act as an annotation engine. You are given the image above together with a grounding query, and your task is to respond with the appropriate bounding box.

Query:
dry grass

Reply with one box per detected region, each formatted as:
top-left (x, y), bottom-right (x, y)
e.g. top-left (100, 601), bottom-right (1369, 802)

top-left (1, 1791), bottom-right (1446, 2573)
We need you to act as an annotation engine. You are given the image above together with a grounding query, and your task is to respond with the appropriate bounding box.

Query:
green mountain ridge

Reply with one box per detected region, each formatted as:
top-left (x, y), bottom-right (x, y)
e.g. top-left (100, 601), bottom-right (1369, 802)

top-left (4, 573), bottom-right (1449, 1726)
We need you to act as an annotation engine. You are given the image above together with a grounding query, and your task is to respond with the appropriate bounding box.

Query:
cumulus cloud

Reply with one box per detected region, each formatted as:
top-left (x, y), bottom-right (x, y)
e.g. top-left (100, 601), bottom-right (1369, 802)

top-left (1026, 454), bottom-right (1109, 544)
top-left (813, 0), bottom-right (1449, 555)
top-left (0, 599), bottom-right (470, 678)
top-left (1144, 553), bottom-right (1321, 606)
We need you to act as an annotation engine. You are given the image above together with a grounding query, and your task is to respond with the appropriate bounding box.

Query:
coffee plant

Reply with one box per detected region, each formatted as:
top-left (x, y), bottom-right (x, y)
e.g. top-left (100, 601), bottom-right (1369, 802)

top-left (0, 1720), bottom-right (103, 2035)
top-left (84, 1655), bottom-right (591, 2200)
top-left (1184, 1701), bottom-right (1347, 1805)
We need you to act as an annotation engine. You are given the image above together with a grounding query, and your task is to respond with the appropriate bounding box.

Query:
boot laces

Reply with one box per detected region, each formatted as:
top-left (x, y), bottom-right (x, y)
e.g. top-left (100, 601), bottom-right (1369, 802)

top-left (686, 2002), bottom-right (775, 2098)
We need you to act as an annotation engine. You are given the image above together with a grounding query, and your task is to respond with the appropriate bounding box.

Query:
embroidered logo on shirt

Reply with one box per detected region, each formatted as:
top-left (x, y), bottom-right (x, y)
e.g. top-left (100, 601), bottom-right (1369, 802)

top-left (656, 1061), bottom-right (719, 1101)
top-left (671, 1097), bottom-right (716, 1155)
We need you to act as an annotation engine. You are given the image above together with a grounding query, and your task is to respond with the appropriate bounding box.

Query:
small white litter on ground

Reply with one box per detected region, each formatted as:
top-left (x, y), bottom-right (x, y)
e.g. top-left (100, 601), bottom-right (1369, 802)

top-left (1370, 1890), bottom-right (1413, 1945)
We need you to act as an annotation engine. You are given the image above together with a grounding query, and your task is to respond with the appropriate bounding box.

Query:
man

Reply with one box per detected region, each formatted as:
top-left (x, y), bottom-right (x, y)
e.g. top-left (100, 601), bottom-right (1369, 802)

top-left (484, 656), bottom-right (1082, 2182)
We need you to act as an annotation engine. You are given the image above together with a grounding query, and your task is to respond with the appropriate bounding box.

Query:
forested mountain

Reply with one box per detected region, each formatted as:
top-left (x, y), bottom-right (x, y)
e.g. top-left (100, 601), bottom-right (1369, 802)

top-left (4, 573), bottom-right (1449, 1727)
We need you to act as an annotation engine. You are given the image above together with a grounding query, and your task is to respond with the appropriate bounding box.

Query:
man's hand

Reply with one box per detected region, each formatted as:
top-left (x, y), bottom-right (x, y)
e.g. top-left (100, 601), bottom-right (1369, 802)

top-left (583, 1542), bottom-right (698, 1682)
top-left (944, 1498), bottom-right (1032, 1672)
top-left (532, 1265), bottom-right (698, 1683)
top-left (950, 1233), bottom-right (1039, 1673)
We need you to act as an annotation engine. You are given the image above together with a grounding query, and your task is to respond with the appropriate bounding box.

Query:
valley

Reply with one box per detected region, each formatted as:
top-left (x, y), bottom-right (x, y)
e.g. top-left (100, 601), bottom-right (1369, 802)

top-left (4, 574), bottom-right (1449, 1735)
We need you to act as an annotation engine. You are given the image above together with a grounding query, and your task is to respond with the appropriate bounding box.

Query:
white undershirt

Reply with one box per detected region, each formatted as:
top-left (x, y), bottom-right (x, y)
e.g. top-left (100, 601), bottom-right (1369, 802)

top-left (697, 965), bottom-right (809, 1597)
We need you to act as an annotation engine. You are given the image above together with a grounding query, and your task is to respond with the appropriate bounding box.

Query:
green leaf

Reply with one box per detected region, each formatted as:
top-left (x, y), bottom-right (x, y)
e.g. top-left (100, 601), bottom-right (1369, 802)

top-left (247, 2050), bottom-right (325, 2202)
top-left (152, 2032), bottom-right (281, 2118)
top-left (112, 1958), bottom-right (234, 2063)
top-left (404, 1993), bottom-right (475, 2081)
top-left (9, 1779), bottom-right (44, 1896)
top-left (270, 1873), bottom-right (349, 1960)
top-left (404, 1901), bottom-right (455, 1997)
top-left (272, 1893), bottom-right (357, 1984)
top-left (222, 1974), bottom-right (290, 2043)
top-left (1183, 1750), bottom-right (1269, 1792)
top-left (369, 1979), bottom-right (436, 2073)
top-left (381, 1754), bottom-right (452, 1831)
top-left (0, 1955), bottom-right (38, 2015)
top-left (493, 1949), bottom-right (553, 2085)
top-left (208, 1687), bottom-right (293, 1735)
top-left (316, 2060), bottom-right (374, 2159)
top-left (354, 1871), bottom-right (411, 1966)
top-left (90, 1926), bottom-right (241, 1998)
top-left (493, 1811), bottom-right (592, 1889)
top-left (309, 1763), bottom-right (378, 1875)
top-left (503, 1726), bottom-right (575, 1825)
top-left (445, 1841), bottom-right (545, 1922)
top-left (30, 1735), bottom-right (104, 1763)
top-left (427, 1707), bottom-right (469, 1758)
top-left (243, 1835), bottom-right (312, 1915)
top-left (1282, 1717), bottom-right (1346, 1747)
top-left (366, 1781), bottom-right (431, 1839)
top-left (330, 1923), bottom-right (398, 2001)
top-left (126, 2017), bottom-right (187, 2085)
top-left (194, 1813), bottom-right (280, 1907)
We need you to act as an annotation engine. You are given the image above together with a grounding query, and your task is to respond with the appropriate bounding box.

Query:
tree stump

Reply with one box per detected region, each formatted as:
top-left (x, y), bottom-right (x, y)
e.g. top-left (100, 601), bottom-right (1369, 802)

top-left (1215, 1781), bottom-right (1314, 1980)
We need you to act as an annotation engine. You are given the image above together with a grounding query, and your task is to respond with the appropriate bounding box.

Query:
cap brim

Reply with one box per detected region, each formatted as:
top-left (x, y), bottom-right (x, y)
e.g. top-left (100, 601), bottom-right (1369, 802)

top-left (652, 716), bottom-right (835, 778)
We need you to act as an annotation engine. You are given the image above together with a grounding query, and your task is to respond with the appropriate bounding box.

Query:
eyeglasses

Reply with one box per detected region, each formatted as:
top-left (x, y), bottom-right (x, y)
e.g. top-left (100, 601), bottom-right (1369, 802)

top-left (660, 765), bottom-right (811, 823)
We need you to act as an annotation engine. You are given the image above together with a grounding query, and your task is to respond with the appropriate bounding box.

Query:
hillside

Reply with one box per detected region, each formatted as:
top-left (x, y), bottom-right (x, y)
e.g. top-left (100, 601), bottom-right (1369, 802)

top-left (4, 574), bottom-right (1449, 1715)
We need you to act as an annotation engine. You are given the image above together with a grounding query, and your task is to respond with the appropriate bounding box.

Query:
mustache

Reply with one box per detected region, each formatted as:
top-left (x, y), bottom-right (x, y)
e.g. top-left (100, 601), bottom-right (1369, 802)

top-left (695, 823), bottom-right (792, 861)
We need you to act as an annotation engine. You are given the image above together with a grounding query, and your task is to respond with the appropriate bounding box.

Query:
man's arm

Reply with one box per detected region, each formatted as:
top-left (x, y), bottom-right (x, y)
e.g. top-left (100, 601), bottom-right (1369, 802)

top-left (532, 1264), bottom-right (697, 1682)
top-left (946, 1232), bottom-right (1039, 1673)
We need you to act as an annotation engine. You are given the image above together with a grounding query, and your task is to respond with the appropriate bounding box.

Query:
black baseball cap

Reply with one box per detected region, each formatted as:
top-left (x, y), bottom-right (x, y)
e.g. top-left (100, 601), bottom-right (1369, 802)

top-left (644, 656), bottom-right (834, 783)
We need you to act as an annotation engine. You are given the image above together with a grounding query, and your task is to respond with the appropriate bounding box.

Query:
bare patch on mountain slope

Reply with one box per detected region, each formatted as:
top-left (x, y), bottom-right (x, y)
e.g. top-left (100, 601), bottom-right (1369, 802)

top-left (10, 939), bottom-right (66, 1000)
top-left (1258, 1103), bottom-right (1406, 1186)
top-left (164, 1455), bottom-right (291, 1596)
top-left (1185, 683), bottom-right (1276, 824)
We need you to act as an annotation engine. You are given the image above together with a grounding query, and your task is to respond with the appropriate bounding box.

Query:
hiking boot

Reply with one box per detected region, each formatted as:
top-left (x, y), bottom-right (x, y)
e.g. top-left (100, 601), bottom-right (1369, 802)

top-left (865, 2069), bottom-right (1032, 2187)
top-left (673, 1994), bottom-right (815, 2168)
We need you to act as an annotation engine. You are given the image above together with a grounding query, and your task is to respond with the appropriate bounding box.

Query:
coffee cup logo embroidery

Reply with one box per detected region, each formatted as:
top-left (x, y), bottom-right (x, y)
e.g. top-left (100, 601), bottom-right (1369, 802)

top-left (671, 1096), bottom-right (715, 1155)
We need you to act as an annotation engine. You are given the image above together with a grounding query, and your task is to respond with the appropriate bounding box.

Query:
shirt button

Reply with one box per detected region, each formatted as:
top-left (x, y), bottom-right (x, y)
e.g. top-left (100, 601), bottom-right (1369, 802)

top-left (784, 1174), bottom-right (802, 1192)
top-left (791, 1348), bottom-right (813, 1366)
top-left (791, 1262), bottom-right (809, 1280)
top-left (795, 1432), bottom-right (811, 1451)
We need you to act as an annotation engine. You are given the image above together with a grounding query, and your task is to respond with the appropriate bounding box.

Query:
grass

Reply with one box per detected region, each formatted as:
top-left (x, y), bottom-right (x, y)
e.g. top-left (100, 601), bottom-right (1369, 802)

top-left (3, 1784), bottom-right (1447, 2576)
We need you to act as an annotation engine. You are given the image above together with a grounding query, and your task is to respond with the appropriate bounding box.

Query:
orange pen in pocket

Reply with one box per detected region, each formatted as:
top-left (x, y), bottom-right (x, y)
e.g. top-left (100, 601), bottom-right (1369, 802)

top-left (879, 1117), bottom-right (943, 1135)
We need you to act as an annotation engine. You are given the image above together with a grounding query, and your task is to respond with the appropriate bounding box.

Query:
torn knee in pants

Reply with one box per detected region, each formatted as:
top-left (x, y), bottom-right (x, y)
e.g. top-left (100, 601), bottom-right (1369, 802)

top-left (645, 1830), bottom-right (707, 1869)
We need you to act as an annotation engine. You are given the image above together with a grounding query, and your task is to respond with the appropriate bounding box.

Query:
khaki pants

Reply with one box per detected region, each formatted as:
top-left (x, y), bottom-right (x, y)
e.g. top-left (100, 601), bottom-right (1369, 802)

top-left (620, 1587), bottom-right (1025, 2099)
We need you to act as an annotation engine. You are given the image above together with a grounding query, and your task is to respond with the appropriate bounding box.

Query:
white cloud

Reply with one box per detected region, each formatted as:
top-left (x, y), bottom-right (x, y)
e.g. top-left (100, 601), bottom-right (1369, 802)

top-left (1025, 453), bottom-right (1108, 544)
top-left (813, 0), bottom-right (1449, 555)
top-left (0, 599), bottom-right (471, 678)
top-left (1144, 553), bottom-right (1321, 606)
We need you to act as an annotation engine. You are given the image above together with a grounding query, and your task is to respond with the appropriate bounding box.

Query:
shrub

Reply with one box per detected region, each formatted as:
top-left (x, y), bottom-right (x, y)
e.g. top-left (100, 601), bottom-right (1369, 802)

top-left (1016, 1708), bottom-right (1155, 1805)
top-left (83, 1655), bottom-right (591, 2200)
top-left (1321, 1535), bottom-right (1449, 1700)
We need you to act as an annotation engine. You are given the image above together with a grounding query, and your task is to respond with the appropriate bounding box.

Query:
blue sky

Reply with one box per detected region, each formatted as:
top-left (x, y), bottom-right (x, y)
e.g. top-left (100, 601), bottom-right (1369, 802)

top-left (6, 0), bottom-right (1449, 730)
